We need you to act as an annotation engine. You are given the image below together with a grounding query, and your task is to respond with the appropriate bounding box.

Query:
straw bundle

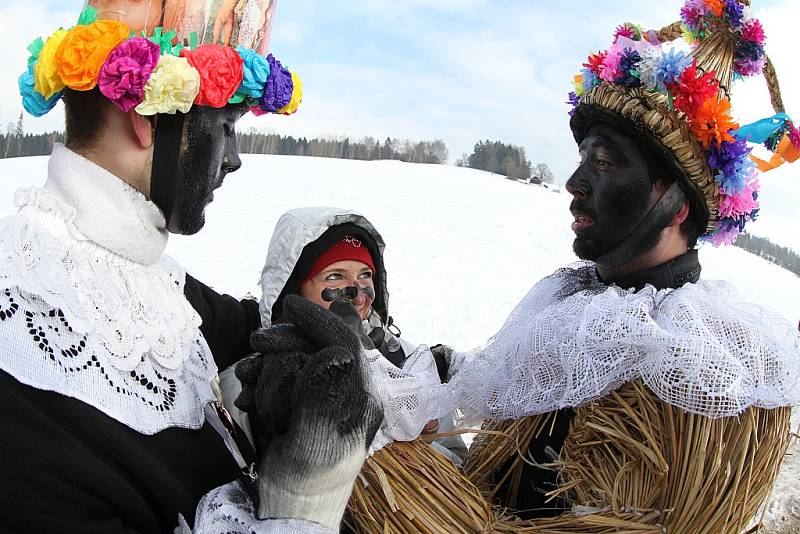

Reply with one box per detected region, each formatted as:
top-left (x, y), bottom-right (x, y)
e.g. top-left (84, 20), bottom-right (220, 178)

top-left (345, 439), bottom-right (497, 533)
top-left (467, 380), bottom-right (792, 533)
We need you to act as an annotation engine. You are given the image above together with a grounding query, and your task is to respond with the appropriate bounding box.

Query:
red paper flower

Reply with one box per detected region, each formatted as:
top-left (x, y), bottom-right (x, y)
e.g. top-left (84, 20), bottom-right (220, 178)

top-left (670, 61), bottom-right (719, 117)
top-left (181, 44), bottom-right (243, 108)
top-left (583, 51), bottom-right (607, 76)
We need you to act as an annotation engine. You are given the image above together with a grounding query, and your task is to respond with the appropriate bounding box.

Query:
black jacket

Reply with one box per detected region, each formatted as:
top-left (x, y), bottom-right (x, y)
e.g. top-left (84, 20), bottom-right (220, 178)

top-left (0, 275), bottom-right (260, 533)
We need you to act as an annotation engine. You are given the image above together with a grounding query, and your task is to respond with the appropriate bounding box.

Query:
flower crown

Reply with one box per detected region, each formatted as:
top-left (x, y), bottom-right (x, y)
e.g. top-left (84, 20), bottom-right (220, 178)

top-left (19, 6), bottom-right (302, 119)
top-left (568, 0), bottom-right (798, 247)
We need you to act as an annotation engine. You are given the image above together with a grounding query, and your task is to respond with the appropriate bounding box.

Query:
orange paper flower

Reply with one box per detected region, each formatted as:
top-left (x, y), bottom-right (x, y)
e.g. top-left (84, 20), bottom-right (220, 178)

top-left (56, 20), bottom-right (130, 91)
top-left (689, 97), bottom-right (738, 148)
top-left (705, 0), bottom-right (725, 18)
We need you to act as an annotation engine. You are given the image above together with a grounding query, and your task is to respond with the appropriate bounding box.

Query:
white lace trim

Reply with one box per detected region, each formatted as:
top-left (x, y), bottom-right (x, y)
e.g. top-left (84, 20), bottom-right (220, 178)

top-left (0, 188), bottom-right (217, 434)
top-left (365, 345), bottom-right (445, 454)
top-left (448, 263), bottom-right (800, 421)
top-left (190, 480), bottom-right (336, 534)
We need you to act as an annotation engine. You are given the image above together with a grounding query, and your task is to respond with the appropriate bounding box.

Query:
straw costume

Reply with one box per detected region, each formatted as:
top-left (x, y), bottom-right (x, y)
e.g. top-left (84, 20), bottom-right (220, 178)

top-left (459, 2), bottom-right (800, 532)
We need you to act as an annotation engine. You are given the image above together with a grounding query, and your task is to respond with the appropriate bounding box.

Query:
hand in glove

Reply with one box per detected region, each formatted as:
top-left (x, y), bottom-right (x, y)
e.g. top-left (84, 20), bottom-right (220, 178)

top-left (234, 295), bottom-right (382, 530)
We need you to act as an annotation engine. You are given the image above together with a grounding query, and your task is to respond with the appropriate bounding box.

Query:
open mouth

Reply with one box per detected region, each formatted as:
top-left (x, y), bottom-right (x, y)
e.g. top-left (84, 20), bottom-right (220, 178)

top-left (571, 212), bottom-right (594, 232)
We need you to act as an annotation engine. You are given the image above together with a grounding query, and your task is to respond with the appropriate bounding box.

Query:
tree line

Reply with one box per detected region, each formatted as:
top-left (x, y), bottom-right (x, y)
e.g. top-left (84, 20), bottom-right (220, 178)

top-left (734, 233), bottom-right (800, 277)
top-left (456, 139), bottom-right (554, 184)
top-left (1, 128), bottom-right (449, 165)
top-left (237, 132), bottom-right (448, 164)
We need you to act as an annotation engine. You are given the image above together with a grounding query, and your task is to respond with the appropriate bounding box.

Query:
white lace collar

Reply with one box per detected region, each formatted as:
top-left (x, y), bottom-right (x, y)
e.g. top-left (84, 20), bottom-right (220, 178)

top-left (0, 148), bottom-right (216, 434)
top-left (44, 143), bottom-right (168, 264)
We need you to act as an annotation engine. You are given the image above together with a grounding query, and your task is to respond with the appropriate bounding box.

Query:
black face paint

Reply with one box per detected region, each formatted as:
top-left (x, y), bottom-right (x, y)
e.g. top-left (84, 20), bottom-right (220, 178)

top-left (152, 103), bottom-right (248, 235)
top-left (565, 123), bottom-right (668, 266)
top-left (321, 285), bottom-right (375, 303)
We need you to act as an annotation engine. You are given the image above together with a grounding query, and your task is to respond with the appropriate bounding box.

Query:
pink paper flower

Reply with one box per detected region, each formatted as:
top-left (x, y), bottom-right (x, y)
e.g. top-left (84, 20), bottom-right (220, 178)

top-left (99, 38), bottom-right (161, 112)
top-left (718, 179), bottom-right (760, 218)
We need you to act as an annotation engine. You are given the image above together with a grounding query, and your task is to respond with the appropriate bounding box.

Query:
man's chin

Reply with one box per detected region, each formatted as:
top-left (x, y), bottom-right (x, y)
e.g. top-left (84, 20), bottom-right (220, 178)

top-left (572, 237), bottom-right (602, 261)
top-left (166, 210), bottom-right (206, 235)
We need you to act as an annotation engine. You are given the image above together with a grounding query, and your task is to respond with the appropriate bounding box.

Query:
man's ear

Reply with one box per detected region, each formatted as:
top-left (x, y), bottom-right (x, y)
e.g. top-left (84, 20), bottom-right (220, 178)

top-left (129, 111), bottom-right (155, 149)
top-left (669, 200), bottom-right (690, 227)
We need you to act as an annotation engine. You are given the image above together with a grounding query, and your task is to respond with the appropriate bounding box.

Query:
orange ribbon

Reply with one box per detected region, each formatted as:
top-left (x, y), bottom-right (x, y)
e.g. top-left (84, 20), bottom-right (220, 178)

top-left (750, 136), bottom-right (800, 172)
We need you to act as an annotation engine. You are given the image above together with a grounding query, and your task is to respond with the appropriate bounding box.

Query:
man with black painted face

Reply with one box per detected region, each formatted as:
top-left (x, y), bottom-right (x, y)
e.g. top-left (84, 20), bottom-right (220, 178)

top-left (0, 3), bottom-right (380, 533)
top-left (565, 120), bottom-right (705, 288)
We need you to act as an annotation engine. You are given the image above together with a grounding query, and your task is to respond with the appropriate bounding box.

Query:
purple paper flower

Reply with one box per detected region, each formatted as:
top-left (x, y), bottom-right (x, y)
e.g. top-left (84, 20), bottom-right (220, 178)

top-left (708, 138), bottom-right (753, 195)
top-left (99, 37), bottom-right (160, 112)
top-left (566, 91), bottom-right (579, 116)
top-left (259, 54), bottom-right (293, 112)
top-left (724, 0), bottom-right (745, 28)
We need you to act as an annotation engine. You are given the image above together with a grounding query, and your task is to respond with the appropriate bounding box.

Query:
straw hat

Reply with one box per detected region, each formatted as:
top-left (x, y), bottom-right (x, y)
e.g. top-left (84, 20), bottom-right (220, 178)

top-left (568, 0), bottom-right (798, 246)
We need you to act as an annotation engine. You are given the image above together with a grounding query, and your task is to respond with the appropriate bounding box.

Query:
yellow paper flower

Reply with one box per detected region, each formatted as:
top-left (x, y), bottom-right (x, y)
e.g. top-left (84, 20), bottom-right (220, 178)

top-left (34, 29), bottom-right (68, 99)
top-left (277, 72), bottom-right (303, 115)
top-left (135, 55), bottom-right (201, 115)
top-left (56, 20), bottom-right (129, 91)
top-left (573, 74), bottom-right (585, 97)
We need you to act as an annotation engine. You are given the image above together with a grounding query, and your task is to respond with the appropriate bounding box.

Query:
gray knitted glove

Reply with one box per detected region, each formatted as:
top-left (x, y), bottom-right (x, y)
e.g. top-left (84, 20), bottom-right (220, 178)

top-left (235, 295), bottom-right (382, 529)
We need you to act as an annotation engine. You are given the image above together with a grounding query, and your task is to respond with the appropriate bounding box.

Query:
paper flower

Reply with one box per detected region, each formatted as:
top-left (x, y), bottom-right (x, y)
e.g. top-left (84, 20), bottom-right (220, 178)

top-left (583, 51), bottom-right (607, 76)
top-left (598, 49), bottom-right (623, 83)
top-left (672, 61), bottom-right (719, 116)
top-left (708, 137), bottom-right (753, 195)
top-left (259, 54), bottom-right (293, 112)
top-left (98, 38), bottom-right (161, 112)
top-left (615, 49), bottom-right (641, 87)
top-left (689, 96), bottom-right (737, 148)
top-left (235, 46), bottom-right (271, 100)
top-left (34, 29), bottom-right (68, 99)
top-left (277, 72), bottom-right (303, 115)
top-left (182, 44), bottom-right (243, 108)
top-left (741, 18), bottom-right (765, 45)
top-left (19, 63), bottom-right (60, 117)
top-left (724, 0), bottom-right (745, 28)
top-left (718, 179), bottom-right (759, 218)
top-left (56, 20), bottom-right (130, 91)
top-left (135, 55), bottom-right (200, 115)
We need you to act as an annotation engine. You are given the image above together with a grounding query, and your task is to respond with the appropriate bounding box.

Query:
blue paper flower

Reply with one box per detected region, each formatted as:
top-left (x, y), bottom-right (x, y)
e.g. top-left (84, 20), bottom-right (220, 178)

top-left (615, 49), bottom-right (642, 87)
top-left (19, 62), bottom-right (60, 117)
top-left (235, 46), bottom-right (271, 100)
top-left (654, 49), bottom-right (691, 90)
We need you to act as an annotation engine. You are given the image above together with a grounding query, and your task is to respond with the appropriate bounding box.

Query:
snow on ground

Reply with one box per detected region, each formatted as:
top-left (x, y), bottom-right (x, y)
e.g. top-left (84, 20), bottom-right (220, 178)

top-left (1, 154), bottom-right (798, 529)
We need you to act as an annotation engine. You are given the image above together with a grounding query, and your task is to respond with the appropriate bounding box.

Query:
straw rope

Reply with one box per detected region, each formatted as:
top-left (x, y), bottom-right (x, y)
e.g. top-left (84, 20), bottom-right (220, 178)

top-left (580, 84), bottom-right (719, 232)
top-left (466, 380), bottom-right (792, 533)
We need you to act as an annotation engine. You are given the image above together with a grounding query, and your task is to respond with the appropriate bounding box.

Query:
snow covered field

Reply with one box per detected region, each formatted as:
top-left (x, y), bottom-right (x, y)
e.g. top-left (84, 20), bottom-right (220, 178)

top-left (1, 153), bottom-right (798, 530)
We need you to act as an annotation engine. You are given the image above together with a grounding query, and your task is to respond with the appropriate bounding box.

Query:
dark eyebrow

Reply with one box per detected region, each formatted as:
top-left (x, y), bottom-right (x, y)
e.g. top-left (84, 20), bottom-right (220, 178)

top-left (580, 135), bottom-right (629, 165)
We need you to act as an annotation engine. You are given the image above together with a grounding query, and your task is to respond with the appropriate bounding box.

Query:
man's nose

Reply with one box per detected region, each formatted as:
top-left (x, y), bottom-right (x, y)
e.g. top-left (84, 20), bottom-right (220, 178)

top-left (565, 170), bottom-right (589, 199)
top-left (222, 152), bottom-right (241, 173)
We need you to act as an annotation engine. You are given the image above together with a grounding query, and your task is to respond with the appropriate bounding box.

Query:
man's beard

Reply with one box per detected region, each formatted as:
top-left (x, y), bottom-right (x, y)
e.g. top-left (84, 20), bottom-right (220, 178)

top-left (571, 181), bottom-right (653, 262)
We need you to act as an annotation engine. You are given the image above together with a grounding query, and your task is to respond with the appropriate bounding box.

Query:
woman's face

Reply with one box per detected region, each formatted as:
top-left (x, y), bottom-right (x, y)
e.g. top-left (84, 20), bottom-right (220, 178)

top-left (300, 260), bottom-right (375, 320)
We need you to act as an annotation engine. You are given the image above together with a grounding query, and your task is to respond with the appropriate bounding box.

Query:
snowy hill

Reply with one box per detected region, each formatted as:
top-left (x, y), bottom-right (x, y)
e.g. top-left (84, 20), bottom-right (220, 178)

top-left (1, 154), bottom-right (798, 529)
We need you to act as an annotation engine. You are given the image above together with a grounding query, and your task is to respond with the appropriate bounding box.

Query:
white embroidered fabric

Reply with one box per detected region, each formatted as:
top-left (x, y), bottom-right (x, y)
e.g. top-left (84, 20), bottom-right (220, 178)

top-left (447, 263), bottom-right (800, 422)
top-left (188, 480), bottom-right (336, 534)
top-left (365, 344), bottom-right (446, 454)
top-left (0, 187), bottom-right (218, 434)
